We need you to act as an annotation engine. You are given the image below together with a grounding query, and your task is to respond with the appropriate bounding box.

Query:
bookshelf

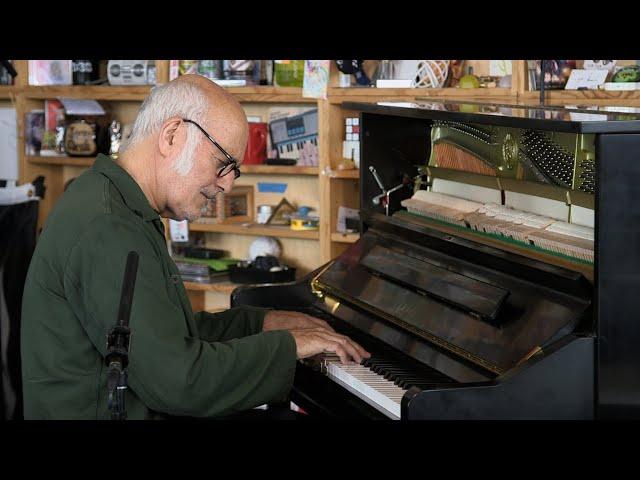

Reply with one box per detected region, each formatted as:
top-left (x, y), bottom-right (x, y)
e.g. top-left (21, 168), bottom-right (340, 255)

top-left (13, 59), bottom-right (634, 311)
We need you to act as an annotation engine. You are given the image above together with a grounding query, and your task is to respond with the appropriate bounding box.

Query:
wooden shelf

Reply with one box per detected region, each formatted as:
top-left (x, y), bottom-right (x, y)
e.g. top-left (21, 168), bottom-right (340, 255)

top-left (26, 157), bottom-right (318, 174)
top-left (242, 164), bottom-right (318, 175)
top-left (17, 85), bottom-right (318, 103)
top-left (326, 168), bottom-right (359, 179)
top-left (0, 86), bottom-right (17, 99)
top-left (22, 85), bottom-right (153, 101)
top-left (224, 86), bottom-right (316, 103)
top-left (331, 232), bottom-right (359, 243)
top-left (189, 222), bottom-right (320, 240)
top-left (520, 90), bottom-right (640, 105)
top-left (329, 87), bottom-right (513, 104)
top-left (183, 281), bottom-right (238, 295)
top-left (27, 155), bottom-right (95, 167)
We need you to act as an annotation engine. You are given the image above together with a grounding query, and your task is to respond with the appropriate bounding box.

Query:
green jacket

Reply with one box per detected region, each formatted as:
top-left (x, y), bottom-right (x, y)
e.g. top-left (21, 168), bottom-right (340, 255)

top-left (21, 154), bottom-right (297, 420)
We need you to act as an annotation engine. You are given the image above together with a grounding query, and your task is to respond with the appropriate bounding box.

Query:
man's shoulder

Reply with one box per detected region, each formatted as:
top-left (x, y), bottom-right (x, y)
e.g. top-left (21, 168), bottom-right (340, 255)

top-left (47, 168), bottom-right (133, 230)
top-left (35, 169), bottom-right (142, 261)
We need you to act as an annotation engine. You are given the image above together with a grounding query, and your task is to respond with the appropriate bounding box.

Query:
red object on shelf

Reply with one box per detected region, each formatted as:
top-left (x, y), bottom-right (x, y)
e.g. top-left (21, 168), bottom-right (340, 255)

top-left (243, 122), bottom-right (268, 165)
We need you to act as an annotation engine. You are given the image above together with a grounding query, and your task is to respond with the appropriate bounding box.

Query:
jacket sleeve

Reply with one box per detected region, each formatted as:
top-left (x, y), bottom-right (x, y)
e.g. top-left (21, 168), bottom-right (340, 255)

top-left (194, 306), bottom-right (271, 343)
top-left (63, 214), bottom-right (296, 418)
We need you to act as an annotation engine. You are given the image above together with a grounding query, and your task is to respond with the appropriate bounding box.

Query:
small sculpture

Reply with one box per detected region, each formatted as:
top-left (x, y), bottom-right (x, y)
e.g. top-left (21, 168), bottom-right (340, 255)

top-left (413, 60), bottom-right (450, 88)
top-left (109, 120), bottom-right (122, 156)
top-left (55, 125), bottom-right (66, 154)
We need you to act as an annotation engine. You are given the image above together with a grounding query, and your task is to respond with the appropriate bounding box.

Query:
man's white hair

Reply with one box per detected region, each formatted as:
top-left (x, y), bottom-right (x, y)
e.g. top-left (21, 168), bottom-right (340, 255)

top-left (119, 80), bottom-right (209, 176)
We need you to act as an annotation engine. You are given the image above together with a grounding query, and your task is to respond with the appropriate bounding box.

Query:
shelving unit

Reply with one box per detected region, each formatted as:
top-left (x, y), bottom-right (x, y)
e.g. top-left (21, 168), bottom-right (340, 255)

top-left (330, 232), bottom-right (359, 243)
top-left (224, 86), bottom-right (315, 103)
top-left (182, 281), bottom-right (240, 312)
top-left (27, 155), bottom-right (95, 167)
top-left (0, 85), bottom-right (16, 99)
top-left (21, 85), bottom-right (153, 101)
top-left (189, 222), bottom-right (319, 240)
top-left (325, 168), bottom-right (359, 179)
top-left (12, 59), bottom-right (633, 312)
top-left (519, 89), bottom-right (640, 106)
top-left (242, 164), bottom-right (317, 175)
top-left (327, 86), bottom-right (514, 103)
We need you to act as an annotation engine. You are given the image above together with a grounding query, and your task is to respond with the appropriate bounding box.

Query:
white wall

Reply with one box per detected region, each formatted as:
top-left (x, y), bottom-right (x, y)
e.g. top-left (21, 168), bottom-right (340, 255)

top-left (0, 108), bottom-right (18, 182)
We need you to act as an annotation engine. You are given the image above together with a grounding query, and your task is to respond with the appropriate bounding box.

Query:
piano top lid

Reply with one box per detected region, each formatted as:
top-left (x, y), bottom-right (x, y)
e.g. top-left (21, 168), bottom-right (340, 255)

top-left (342, 99), bottom-right (640, 134)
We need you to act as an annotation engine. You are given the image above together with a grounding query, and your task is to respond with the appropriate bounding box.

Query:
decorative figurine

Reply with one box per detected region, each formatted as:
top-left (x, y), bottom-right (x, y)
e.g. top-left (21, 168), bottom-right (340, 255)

top-left (109, 120), bottom-right (122, 156)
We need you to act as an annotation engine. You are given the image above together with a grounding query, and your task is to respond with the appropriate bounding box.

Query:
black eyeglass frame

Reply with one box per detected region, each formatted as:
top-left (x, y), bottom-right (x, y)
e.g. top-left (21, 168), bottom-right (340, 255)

top-left (182, 118), bottom-right (241, 179)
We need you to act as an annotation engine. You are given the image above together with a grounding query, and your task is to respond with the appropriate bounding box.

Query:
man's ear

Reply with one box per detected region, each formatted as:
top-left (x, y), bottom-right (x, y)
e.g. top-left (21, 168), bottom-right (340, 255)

top-left (158, 118), bottom-right (183, 157)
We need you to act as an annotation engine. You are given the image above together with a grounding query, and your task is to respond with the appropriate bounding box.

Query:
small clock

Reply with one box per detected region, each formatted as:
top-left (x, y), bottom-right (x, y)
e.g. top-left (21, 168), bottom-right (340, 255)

top-left (64, 120), bottom-right (97, 156)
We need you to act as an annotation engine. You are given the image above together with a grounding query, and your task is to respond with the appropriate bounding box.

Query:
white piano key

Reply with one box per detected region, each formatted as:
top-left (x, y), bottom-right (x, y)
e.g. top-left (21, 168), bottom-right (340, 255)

top-left (324, 359), bottom-right (406, 419)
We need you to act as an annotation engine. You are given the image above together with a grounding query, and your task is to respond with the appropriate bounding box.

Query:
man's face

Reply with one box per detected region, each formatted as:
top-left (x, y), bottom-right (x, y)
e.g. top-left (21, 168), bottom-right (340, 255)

top-left (166, 121), bottom-right (246, 222)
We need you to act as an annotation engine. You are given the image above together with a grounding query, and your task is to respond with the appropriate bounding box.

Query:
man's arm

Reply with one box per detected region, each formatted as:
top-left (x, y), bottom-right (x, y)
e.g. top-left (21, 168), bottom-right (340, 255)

top-left (64, 215), bottom-right (297, 417)
top-left (195, 308), bottom-right (335, 343)
top-left (194, 306), bottom-right (269, 343)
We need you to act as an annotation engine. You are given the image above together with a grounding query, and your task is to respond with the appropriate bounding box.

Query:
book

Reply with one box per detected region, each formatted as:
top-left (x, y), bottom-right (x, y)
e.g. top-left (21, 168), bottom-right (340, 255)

top-left (274, 60), bottom-right (304, 88)
top-left (40, 99), bottom-right (65, 155)
top-left (302, 60), bottom-right (330, 99)
top-left (24, 110), bottom-right (45, 156)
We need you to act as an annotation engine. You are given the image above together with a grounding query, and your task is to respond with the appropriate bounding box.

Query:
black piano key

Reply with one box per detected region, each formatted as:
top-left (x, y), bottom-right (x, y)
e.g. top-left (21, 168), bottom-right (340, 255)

top-left (371, 363), bottom-right (398, 374)
top-left (383, 369), bottom-right (413, 380)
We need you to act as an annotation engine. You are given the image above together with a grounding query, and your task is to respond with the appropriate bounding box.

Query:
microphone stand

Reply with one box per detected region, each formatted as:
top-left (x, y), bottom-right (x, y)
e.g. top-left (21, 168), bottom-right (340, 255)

top-left (105, 251), bottom-right (139, 420)
top-left (539, 59), bottom-right (546, 106)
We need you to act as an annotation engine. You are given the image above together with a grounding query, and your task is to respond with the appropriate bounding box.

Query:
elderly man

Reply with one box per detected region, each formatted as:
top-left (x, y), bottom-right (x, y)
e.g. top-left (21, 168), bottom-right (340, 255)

top-left (20, 75), bottom-right (369, 420)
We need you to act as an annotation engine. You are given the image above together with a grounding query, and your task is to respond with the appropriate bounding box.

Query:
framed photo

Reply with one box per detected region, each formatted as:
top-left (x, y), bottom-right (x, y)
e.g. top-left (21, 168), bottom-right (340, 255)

top-left (28, 60), bottom-right (72, 86)
top-left (199, 186), bottom-right (254, 224)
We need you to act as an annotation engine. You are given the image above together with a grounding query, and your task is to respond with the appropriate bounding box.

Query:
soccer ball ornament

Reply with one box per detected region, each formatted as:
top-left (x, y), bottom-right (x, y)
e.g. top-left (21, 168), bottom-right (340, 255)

top-left (413, 60), bottom-right (450, 88)
top-left (249, 236), bottom-right (282, 261)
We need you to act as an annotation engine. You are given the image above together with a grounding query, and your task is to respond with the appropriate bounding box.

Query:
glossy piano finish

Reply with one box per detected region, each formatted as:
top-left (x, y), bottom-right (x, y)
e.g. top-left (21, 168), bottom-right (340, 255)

top-left (231, 251), bottom-right (595, 419)
top-left (405, 335), bottom-right (595, 420)
top-left (316, 227), bottom-right (591, 375)
top-left (596, 134), bottom-right (640, 418)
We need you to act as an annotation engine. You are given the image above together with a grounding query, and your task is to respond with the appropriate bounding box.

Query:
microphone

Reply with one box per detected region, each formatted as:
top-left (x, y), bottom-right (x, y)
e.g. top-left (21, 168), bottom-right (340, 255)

top-left (105, 251), bottom-right (139, 420)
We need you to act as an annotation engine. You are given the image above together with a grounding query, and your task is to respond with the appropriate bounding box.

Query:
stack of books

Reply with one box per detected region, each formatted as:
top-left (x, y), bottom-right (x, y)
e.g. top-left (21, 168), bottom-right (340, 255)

top-left (174, 257), bottom-right (239, 283)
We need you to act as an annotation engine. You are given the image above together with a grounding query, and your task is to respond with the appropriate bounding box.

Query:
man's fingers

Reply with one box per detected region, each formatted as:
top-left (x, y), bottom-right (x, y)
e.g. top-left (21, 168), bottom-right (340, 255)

top-left (352, 339), bottom-right (370, 359)
top-left (325, 341), bottom-right (349, 364)
top-left (323, 330), bottom-right (369, 362)
top-left (316, 331), bottom-right (364, 364)
top-left (290, 326), bottom-right (371, 364)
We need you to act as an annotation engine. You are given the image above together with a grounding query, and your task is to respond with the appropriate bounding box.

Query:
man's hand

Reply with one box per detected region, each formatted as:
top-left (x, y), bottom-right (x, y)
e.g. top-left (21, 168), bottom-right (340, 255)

top-left (289, 328), bottom-right (370, 364)
top-left (262, 310), bottom-right (334, 333)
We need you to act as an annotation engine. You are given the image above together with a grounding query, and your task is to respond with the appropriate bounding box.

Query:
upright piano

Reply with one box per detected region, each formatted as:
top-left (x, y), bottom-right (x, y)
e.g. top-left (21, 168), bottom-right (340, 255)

top-left (233, 101), bottom-right (640, 419)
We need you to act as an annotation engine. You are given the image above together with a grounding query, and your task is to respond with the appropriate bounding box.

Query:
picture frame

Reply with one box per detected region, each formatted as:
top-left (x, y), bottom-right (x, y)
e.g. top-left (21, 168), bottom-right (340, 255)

top-left (199, 185), bottom-right (254, 224)
top-left (28, 60), bottom-right (72, 86)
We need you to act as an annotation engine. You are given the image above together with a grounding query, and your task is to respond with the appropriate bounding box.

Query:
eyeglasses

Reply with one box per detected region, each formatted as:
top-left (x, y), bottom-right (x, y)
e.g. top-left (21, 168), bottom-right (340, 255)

top-left (182, 118), bottom-right (241, 179)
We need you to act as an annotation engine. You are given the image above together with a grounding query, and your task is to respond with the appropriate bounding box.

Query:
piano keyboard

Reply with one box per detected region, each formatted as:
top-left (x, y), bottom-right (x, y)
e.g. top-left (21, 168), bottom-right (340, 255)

top-left (318, 351), bottom-right (455, 420)
top-left (322, 354), bottom-right (406, 419)
top-left (276, 137), bottom-right (318, 160)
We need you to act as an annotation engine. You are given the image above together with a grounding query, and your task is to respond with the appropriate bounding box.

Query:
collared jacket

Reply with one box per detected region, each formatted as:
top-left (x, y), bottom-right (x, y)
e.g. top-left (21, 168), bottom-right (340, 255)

top-left (21, 154), bottom-right (297, 419)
